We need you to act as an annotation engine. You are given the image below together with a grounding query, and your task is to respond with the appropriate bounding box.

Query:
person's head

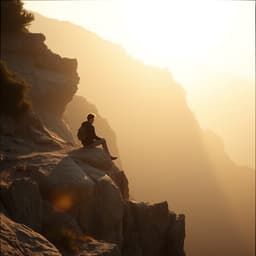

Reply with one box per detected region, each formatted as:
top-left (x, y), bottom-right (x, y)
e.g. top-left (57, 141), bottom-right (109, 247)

top-left (87, 113), bottom-right (95, 123)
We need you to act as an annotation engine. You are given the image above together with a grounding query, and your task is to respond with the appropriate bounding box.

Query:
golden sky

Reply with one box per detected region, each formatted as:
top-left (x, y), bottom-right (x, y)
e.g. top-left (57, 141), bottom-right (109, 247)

top-left (24, 0), bottom-right (254, 84)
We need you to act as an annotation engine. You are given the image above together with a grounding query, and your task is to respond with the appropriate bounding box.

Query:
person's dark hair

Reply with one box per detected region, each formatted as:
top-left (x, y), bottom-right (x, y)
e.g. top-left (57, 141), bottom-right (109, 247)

top-left (87, 113), bottom-right (95, 121)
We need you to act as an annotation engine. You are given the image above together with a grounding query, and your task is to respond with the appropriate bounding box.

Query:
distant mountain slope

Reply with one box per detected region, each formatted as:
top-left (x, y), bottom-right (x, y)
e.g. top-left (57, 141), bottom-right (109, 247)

top-left (28, 12), bottom-right (255, 256)
top-left (28, 13), bottom-right (255, 169)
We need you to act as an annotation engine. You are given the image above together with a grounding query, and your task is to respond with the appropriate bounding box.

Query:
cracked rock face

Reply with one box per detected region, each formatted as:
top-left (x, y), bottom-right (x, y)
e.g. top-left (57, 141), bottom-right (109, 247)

top-left (1, 33), bottom-right (79, 116)
top-left (0, 143), bottom-right (185, 256)
top-left (0, 178), bottom-right (42, 233)
top-left (1, 33), bottom-right (79, 143)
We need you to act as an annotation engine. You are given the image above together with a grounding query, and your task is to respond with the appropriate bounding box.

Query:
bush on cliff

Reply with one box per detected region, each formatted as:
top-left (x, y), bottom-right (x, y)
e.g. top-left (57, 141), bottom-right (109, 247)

top-left (0, 61), bottom-right (31, 117)
top-left (1, 0), bottom-right (34, 33)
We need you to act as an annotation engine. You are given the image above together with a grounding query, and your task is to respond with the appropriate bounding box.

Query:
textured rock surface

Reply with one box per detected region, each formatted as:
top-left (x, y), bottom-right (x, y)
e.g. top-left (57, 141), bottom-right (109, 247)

top-left (1, 33), bottom-right (79, 116)
top-left (44, 157), bottom-right (94, 214)
top-left (0, 213), bottom-right (61, 256)
top-left (1, 33), bottom-right (79, 143)
top-left (167, 213), bottom-right (186, 256)
top-left (0, 143), bottom-right (185, 255)
top-left (0, 178), bottom-right (42, 232)
top-left (69, 147), bottom-right (114, 171)
top-left (122, 200), bottom-right (185, 256)
top-left (108, 170), bottom-right (129, 200)
top-left (89, 176), bottom-right (124, 247)
top-left (61, 237), bottom-right (121, 256)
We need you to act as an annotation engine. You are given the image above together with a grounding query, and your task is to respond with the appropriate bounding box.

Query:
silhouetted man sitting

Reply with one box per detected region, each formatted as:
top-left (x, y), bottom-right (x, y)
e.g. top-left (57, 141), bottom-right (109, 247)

top-left (78, 113), bottom-right (118, 160)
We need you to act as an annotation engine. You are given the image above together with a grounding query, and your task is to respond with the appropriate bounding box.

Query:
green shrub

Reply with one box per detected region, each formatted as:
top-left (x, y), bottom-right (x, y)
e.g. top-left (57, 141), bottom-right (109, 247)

top-left (1, 0), bottom-right (34, 33)
top-left (0, 61), bottom-right (31, 117)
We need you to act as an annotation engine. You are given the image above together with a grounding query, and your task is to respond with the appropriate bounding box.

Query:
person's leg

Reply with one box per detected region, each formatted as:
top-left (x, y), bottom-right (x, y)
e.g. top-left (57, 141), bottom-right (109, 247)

top-left (85, 138), bottom-right (111, 155)
top-left (85, 138), bottom-right (117, 160)
top-left (100, 138), bottom-right (111, 155)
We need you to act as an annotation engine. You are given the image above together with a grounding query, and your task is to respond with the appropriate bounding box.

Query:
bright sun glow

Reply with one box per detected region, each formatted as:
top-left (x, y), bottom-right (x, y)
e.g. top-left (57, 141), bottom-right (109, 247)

top-left (24, 0), bottom-right (254, 86)
top-left (120, 0), bottom-right (231, 66)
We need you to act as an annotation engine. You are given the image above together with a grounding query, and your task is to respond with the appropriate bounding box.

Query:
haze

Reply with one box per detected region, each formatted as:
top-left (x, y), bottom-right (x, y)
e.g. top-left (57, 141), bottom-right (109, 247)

top-left (23, 1), bottom-right (255, 256)
top-left (24, 0), bottom-right (255, 168)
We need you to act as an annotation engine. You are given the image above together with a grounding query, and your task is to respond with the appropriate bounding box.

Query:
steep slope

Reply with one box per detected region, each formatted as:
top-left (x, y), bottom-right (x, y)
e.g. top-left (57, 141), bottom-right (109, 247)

top-left (1, 31), bottom-right (79, 143)
top-left (28, 13), bottom-right (255, 256)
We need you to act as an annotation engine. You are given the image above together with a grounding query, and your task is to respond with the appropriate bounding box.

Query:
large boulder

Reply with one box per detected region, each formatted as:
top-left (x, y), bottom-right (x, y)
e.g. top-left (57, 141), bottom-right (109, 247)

top-left (0, 178), bottom-right (42, 232)
top-left (108, 170), bottom-right (129, 200)
top-left (93, 176), bottom-right (124, 247)
top-left (43, 157), bottom-right (94, 216)
top-left (69, 147), bottom-right (113, 171)
top-left (79, 175), bottom-right (124, 248)
top-left (73, 157), bottom-right (129, 200)
top-left (0, 213), bottom-right (61, 256)
top-left (42, 200), bottom-right (83, 238)
top-left (72, 159), bottom-right (106, 181)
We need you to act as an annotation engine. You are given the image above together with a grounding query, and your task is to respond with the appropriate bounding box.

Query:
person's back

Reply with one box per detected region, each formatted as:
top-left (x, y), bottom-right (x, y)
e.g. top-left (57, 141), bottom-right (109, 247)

top-left (80, 120), bottom-right (95, 146)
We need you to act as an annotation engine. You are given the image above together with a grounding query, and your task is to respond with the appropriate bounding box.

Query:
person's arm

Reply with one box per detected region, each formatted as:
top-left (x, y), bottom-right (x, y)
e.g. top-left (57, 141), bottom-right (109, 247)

top-left (92, 126), bottom-right (102, 140)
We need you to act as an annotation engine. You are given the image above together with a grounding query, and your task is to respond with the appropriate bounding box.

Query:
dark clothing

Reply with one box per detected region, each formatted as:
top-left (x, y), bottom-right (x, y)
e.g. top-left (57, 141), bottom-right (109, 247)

top-left (81, 121), bottom-right (101, 146)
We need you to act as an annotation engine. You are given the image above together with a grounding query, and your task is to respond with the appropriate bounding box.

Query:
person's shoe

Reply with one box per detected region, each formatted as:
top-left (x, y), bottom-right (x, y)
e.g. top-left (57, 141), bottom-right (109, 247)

top-left (110, 156), bottom-right (118, 160)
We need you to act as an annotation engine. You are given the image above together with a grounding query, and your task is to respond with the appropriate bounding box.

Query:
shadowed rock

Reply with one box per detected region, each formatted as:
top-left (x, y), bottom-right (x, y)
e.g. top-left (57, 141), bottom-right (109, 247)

top-left (79, 175), bottom-right (124, 248)
top-left (44, 157), bottom-right (94, 216)
top-left (69, 147), bottom-right (114, 171)
top-left (122, 200), bottom-right (185, 256)
top-left (0, 213), bottom-right (61, 256)
top-left (0, 178), bottom-right (42, 232)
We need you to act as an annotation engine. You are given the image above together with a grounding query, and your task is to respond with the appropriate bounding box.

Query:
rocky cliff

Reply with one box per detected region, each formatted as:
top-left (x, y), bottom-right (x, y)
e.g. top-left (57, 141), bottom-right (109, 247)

top-left (1, 32), bottom-right (79, 143)
top-left (0, 16), bottom-right (185, 256)
top-left (0, 118), bottom-right (185, 256)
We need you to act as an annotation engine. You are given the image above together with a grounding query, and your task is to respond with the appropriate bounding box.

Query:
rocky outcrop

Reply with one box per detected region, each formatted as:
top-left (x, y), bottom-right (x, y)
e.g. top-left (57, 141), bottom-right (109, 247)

top-left (0, 212), bottom-right (120, 256)
top-left (0, 212), bottom-right (61, 256)
top-left (0, 32), bottom-right (79, 143)
top-left (88, 175), bottom-right (124, 247)
top-left (0, 112), bottom-right (67, 157)
top-left (0, 142), bottom-right (185, 255)
top-left (69, 147), bottom-right (114, 171)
